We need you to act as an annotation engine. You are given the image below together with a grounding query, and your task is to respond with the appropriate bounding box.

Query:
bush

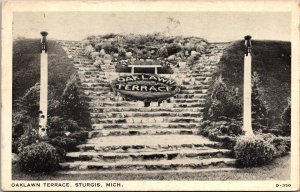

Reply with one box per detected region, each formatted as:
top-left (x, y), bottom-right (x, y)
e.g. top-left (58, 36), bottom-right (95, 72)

top-left (252, 72), bottom-right (270, 129)
top-left (47, 116), bottom-right (81, 138)
top-left (281, 99), bottom-right (291, 136)
top-left (158, 64), bottom-right (174, 74)
top-left (18, 142), bottom-right (60, 173)
top-left (166, 43), bottom-right (182, 56)
top-left (49, 136), bottom-right (80, 153)
top-left (16, 130), bottom-right (40, 153)
top-left (115, 63), bottom-right (131, 73)
top-left (258, 133), bottom-right (290, 157)
top-left (84, 45), bottom-right (95, 58)
top-left (12, 111), bottom-right (30, 140)
top-left (59, 74), bottom-right (91, 128)
top-left (204, 76), bottom-right (242, 119)
top-left (234, 135), bottom-right (276, 167)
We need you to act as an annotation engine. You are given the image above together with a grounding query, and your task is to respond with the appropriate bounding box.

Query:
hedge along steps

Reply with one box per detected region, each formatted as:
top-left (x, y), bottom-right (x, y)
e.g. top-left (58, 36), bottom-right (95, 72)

top-left (58, 40), bottom-right (233, 172)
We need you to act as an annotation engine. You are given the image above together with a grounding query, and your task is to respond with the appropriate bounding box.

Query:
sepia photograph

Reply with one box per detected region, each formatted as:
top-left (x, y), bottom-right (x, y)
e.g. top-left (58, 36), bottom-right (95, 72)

top-left (1, 0), bottom-right (299, 191)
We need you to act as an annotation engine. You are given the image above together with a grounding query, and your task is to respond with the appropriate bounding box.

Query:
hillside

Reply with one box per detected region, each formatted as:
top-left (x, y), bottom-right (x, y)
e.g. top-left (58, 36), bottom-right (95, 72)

top-left (214, 40), bottom-right (291, 122)
top-left (13, 39), bottom-right (75, 101)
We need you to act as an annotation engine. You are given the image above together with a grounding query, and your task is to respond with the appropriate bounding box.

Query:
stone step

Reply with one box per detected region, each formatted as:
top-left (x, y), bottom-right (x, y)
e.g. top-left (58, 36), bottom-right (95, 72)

top-left (175, 93), bottom-right (208, 99)
top-left (173, 98), bottom-right (206, 103)
top-left (60, 157), bottom-right (236, 171)
top-left (88, 128), bottom-right (200, 137)
top-left (77, 135), bottom-right (220, 152)
top-left (91, 116), bottom-right (203, 125)
top-left (65, 148), bottom-right (232, 162)
top-left (91, 117), bottom-right (203, 124)
top-left (91, 111), bottom-right (202, 118)
top-left (58, 167), bottom-right (238, 174)
top-left (92, 122), bottom-right (200, 129)
top-left (90, 107), bottom-right (204, 113)
top-left (88, 102), bottom-right (205, 108)
top-left (181, 90), bottom-right (208, 94)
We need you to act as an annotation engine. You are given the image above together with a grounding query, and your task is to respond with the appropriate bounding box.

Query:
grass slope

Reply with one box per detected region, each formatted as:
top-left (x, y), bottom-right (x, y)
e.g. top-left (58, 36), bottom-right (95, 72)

top-left (214, 40), bottom-right (291, 122)
top-left (13, 39), bottom-right (75, 101)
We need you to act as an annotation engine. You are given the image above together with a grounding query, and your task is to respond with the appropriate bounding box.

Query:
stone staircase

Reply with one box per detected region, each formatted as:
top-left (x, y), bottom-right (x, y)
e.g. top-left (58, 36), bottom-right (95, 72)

top-left (57, 40), bottom-right (236, 173)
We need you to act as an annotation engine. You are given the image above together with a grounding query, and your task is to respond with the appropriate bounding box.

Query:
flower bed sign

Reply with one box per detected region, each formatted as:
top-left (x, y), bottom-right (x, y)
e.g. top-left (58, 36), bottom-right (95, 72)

top-left (111, 74), bottom-right (180, 101)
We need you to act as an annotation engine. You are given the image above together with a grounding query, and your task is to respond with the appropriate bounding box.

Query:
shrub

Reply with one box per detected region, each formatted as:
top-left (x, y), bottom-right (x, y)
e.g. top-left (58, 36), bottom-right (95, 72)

top-left (102, 43), bottom-right (118, 54)
top-left (252, 72), bottom-right (270, 129)
top-left (234, 135), bottom-right (276, 167)
top-left (158, 64), bottom-right (174, 74)
top-left (17, 129), bottom-right (40, 153)
top-left (258, 133), bottom-right (290, 157)
top-left (15, 83), bottom-right (40, 119)
top-left (281, 99), bottom-right (291, 136)
top-left (84, 45), bottom-right (95, 58)
top-left (82, 39), bottom-right (90, 47)
top-left (59, 74), bottom-right (91, 128)
top-left (47, 116), bottom-right (81, 138)
top-left (12, 111), bottom-right (30, 140)
top-left (18, 142), bottom-right (60, 173)
top-left (205, 76), bottom-right (242, 119)
top-left (49, 136), bottom-right (79, 153)
top-left (166, 43), bottom-right (182, 56)
top-left (115, 63), bottom-right (131, 73)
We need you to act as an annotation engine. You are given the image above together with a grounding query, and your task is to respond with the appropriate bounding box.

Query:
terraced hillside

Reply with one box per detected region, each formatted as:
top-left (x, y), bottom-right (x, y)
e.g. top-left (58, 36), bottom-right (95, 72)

top-left (57, 40), bottom-right (236, 173)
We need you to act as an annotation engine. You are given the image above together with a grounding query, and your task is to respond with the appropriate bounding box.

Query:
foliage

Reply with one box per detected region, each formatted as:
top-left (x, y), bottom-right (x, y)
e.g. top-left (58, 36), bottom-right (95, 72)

top-left (252, 72), bottom-right (270, 129)
top-left (102, 42), bottom-right (118, 54)
top-left (234, 135), bottom-right (276, 167)
top-left (13, 39), bottom-right (75, 101)
top-left (12, 111), bottom-right (31, 140)
top-left (258, 133), bottom-right (290, 157)
top-left (199, 119), bottom-right (243, 149)
top-left (47, 116), bottom-right (81, 138)
top-left (214, 40), bottom-right (291, 123)
top-left (204, 75), bottom-right (242, 119)
top-left (115, 63), bottom-right (131, 73)
top-left (281, 99), bottom-right (291, 136)
top-left (59, 74), bottom-right (91, 128)
top-left (84, 45), bottom-right (95, 58)
top-left (82, 33), bottom-right (208, 62)
top-left (15, 83), bottom-right (40, 119)
top-left (158, 64), bottom-right (174, 74)
top-left (18, 142), bottom-right (60, 173)
top-left (166, 43), bottom-right (182, 56)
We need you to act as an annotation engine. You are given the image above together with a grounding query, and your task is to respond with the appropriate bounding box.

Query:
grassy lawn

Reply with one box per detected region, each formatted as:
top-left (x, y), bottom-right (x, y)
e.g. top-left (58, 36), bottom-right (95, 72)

top-left (13, 39), bottom-right (75, 101)
top-left (215, 40), bottom-right (291, 123)
top-left (12, 155), bottom-right (290, 181)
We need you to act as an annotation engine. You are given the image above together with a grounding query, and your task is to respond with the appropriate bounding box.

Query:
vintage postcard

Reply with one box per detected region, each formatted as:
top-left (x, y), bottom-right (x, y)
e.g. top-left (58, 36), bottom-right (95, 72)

top-left (1, 0), bottom-right (299, 191)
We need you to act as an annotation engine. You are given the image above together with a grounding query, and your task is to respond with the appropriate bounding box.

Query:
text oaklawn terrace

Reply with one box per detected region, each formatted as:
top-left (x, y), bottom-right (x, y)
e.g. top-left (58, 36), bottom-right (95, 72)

top-left (11, 182), bottom-right (123, 188)
top-left (115, 74), bottom-right (177, 92)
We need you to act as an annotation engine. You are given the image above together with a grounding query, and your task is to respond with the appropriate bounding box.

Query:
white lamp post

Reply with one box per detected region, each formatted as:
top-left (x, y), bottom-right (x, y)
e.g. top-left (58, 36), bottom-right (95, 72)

top-left (38, 31), bottom-right (48, 137)
top-left (243, 35), bottom-right (254, 135)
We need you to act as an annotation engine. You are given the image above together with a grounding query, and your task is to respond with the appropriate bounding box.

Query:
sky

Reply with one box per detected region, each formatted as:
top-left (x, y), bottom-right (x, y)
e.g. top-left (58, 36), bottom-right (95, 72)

top-left (13, 12), bottom-right (291, 42)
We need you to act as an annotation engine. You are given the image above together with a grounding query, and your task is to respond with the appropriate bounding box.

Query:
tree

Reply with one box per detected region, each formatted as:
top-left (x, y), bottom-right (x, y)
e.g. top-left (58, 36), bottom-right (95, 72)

top-left (59, 74), bottom-right (91, 128)
top-left (206, 75), bottom-right (242, 119)
top-left (281, 98), bottom-right (291, 135)
top-left (251, 72), bottom-right (269, 128)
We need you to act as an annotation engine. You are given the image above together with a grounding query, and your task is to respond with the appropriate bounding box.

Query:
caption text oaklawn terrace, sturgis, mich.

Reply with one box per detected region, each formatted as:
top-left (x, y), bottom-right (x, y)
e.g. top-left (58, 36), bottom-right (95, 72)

top-left (11, 182), bottom-right (123, 188)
